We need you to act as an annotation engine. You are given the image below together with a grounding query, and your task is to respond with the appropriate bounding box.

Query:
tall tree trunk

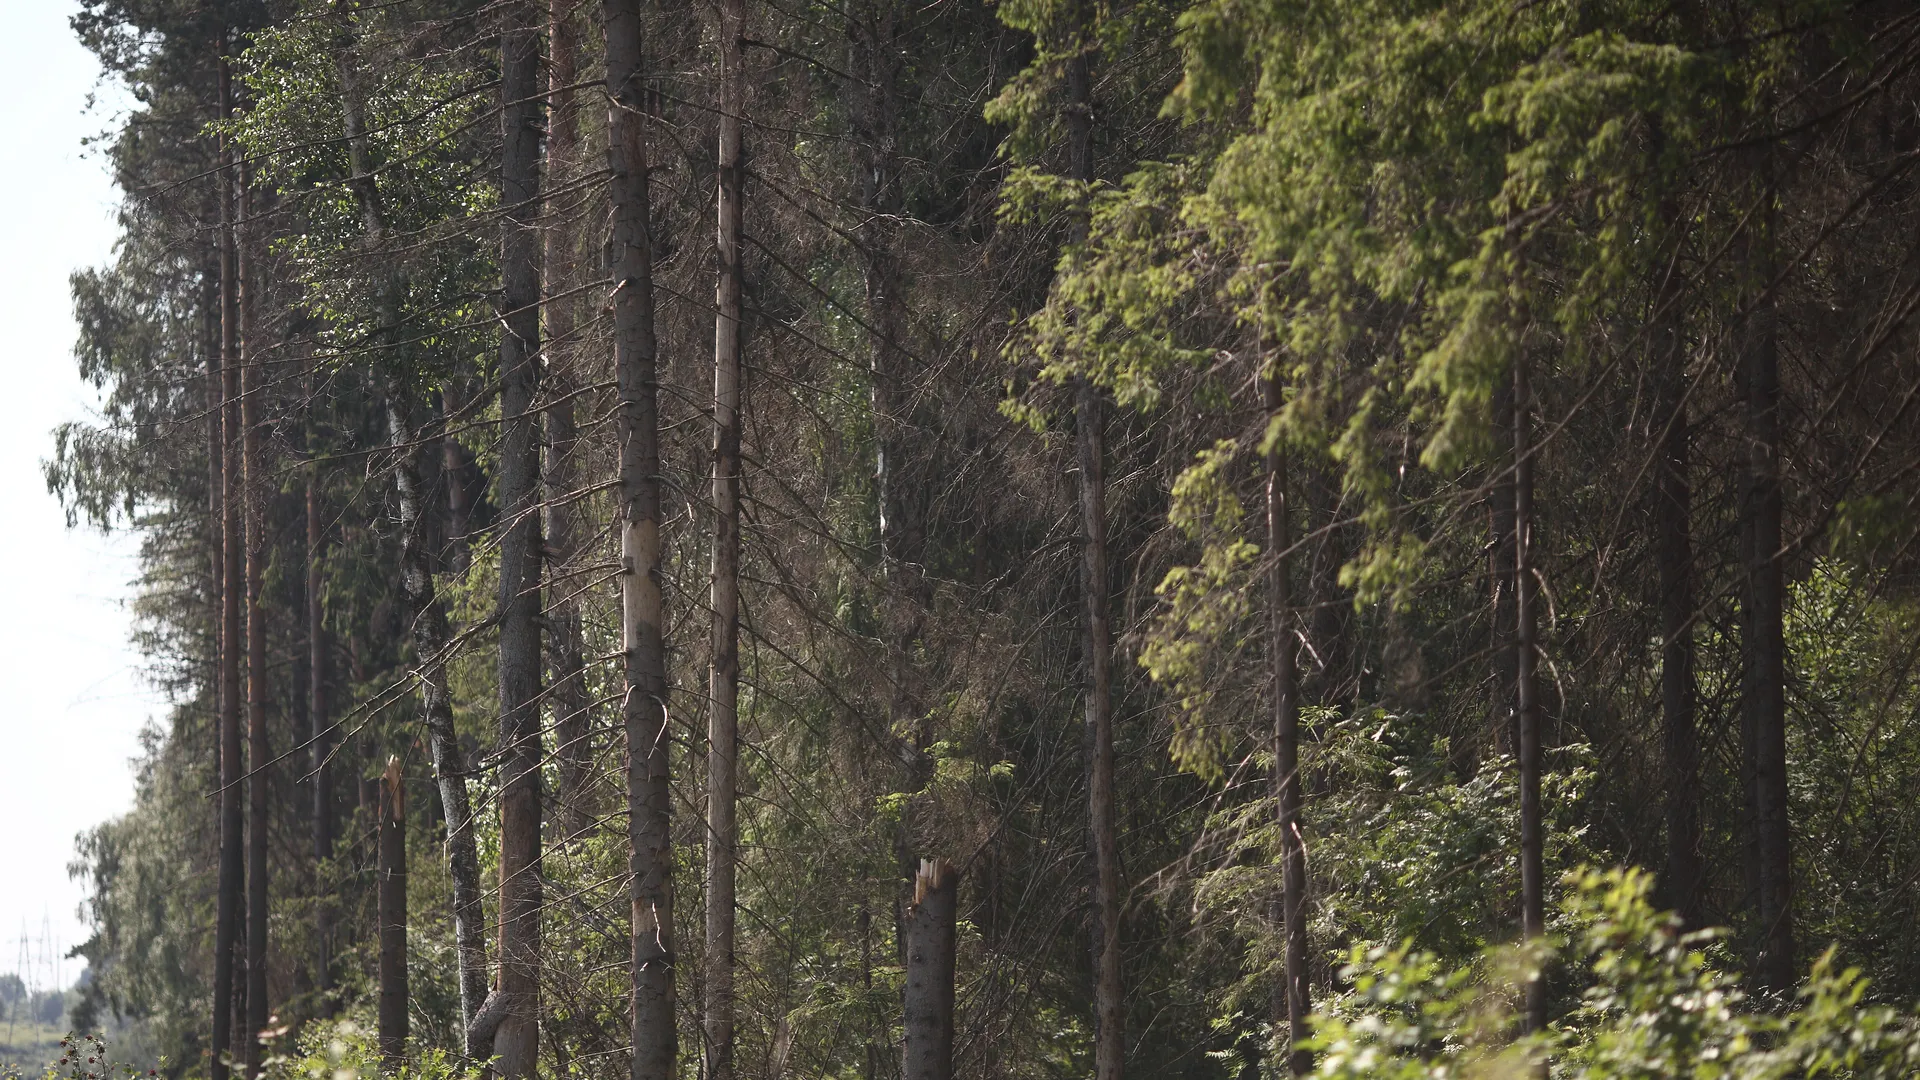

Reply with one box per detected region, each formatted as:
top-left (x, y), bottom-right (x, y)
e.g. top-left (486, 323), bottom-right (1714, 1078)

top-left (308, 445), bottom-right (335, 1003)
top-left (388, 388), bottom-right (492, 1049)
top-left (1489, 381), bottom-right (1517, 758)
top-left (377, 758), bottom-right (409, 1067)
top-left (330, 16), bottom-right (493, 1044)
top-left (213, 52), bottom-right (245, 1080)
top-left (1651, 180), bottom-right (1699, 930)
top-left (1265, 374), bottom-right (1311, 1075)
top-left (1514, 358), bottom-right (1545, 1034)
top-left (603, 3), bottom-right (677, 1076)
top-left (707, 0), bottom-right (745, 1074)
top-left (546, 0), bottom-right (592, 840)
top-left (1741, 178), bottom-right (1794, 994)
top-left (901, 859), bottom-right (957, 1080)
top-left (1064, 18), bottom-right (1123, 1078)
top-left (494, 5), bottom-right (546, 1074)
top-left (239, 169), bottom-right (270, 1080)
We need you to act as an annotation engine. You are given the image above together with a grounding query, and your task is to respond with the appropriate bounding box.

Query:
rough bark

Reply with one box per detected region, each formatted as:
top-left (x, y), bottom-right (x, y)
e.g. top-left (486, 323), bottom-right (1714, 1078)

top-left (707, 0), bottom-right (745, 1073)
top-left (213, 54), bottom-right (244, 1080)
top-left (546, 0), bottom-right (592, 840)
top-left (377, 758), bottom-right (409, 1067)
top-left (1514, 358), bottom-right (1546, 1034)
top-left (604, 4), bottom-right (677, 1077)
top-left (902, 859), bottom-right (957, 1080)
top-left (494, 5), bottom-right (546, 1074)
top-left (1265, 375), bottom-right (1311, 1075)
top-left (1741, 184), bottom-right (1794, 994)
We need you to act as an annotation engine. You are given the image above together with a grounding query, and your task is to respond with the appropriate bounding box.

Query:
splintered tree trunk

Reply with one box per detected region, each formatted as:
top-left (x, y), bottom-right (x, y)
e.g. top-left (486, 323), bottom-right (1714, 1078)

top-left (902, 859), bottom-right (957, 1080)
top-left (1265, 375), bottom-right (1311, 1075)
top-left (213, 55), bottom-right (244, 1080)
top-left (494, 4), bottom-right (545, 1074)
top-left (604, 4), bottom-right (677, 1077)
top-left (377, 758), bottom-right (409, 1067)
top-left (545, 0), bottom-right (592, 839)
top-left (387, 389), bottom-right (491, 1047)
top-left (239, 173), bottom-right (270, 1080)
top-left (707, 0), bottom-right (745, 1075)
top-left (1741, 184), bottom-right (1794, 994)
top-left (1651, 185), bottom-right (1699, 930)
top-left (1514, 358), bottom-right (1546, 1034)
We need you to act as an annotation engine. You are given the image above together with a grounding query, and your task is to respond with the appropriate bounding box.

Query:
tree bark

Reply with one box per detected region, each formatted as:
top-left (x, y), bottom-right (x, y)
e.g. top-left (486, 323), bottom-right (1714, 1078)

top-left (1265, 375), bottom-right (1311, 1075)
top-left (307, 446), bottom-right (336, 1003)
top-left (377, 758), bottom-right (409, 1067)
top-left (494, 5), bottom-right (546, 1074)
top-left (1489, 381), bottom-right (1517, 758)
top-left (546, 0), bottom-right (592, 841)
top-left (239, 168), bottom-right (270, 1080)
top-left (330, 16), bottom-right (494, 1043)
top-left (902, 859), bottom-right (957, 1080)
top-left (1514, 358), bottom-right (1546, 1034)
top-left (1651, 178), bottom-right (1699, 930)
top-left (707, 1), bottom-right (745, 1074)
top-left (213, 52), bottom-right (244, 1080)
top-left (1741, 179), bottom-right (1794, 994)
top-left (388, 388), bottom-right (492, 1049)
top-left (604, 4), bottom-right (677, 1078)
top-left (1062, 11), bottom-right (1123, 1079)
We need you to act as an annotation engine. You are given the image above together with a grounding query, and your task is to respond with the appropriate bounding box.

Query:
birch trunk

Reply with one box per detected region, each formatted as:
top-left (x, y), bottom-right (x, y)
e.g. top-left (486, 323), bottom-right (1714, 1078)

top-left (707, 1), bottom-right (746, 1073)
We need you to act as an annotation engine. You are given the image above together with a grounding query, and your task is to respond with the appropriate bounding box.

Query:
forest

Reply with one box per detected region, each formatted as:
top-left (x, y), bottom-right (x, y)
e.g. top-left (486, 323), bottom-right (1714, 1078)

top-left (47, 0), bottom-right (1920, 1076)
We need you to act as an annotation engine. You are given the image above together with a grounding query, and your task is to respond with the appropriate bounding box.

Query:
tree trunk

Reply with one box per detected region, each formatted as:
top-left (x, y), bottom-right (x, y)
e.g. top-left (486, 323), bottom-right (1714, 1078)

top-left (1741, 181), bottom-right (1794, 995)
top-left (707, 1), bottom-right (745, 1074)
top-left (330, 17), bottom-right (494, 1044)
top-left (545, 0), bottom-right (592, 841)
top-left (238, 168), bottom-right (271, 1080)
top-left (388, 388), bottom-right (492, 1049)
top-left (1265, 375), bottom-right (1311, 1075)
top-left (1489, 381), bottom-right (1517, 758)
top-left (902, 859), bottom-right (957, 1080)
top-left (1063, 13), bottom-right (1123, 1079)
top-left (377, 758), bottom-right (409, 1067)
top-left (213, 53), bottom-right (245, 1080)
top-left (494, 5), bottom-right (546, 1074)
top-left (1514, 358), bottom-right (1545, 1034)
top-left (604, 5), bottom-right (677, 1079)
top-left (1651, 180), bottom-right (1699, 930)
top-left (307, 447), bottom-right (336, 1003)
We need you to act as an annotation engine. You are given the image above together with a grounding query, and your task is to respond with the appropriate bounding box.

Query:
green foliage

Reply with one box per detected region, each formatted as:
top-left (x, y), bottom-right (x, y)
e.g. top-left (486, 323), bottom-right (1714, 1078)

top-left (1308, 869), bottom-right (1920, 1078)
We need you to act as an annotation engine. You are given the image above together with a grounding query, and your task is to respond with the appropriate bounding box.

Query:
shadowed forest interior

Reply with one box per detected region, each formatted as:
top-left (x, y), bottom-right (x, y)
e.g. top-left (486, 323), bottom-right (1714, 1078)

top-left (48, 0), bottom-right (1920, 1077)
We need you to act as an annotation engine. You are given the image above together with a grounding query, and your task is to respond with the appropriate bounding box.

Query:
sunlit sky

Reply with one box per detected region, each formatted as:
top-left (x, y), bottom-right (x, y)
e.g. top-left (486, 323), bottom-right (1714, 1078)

top-left (0, 0), bottom-right (164, 992)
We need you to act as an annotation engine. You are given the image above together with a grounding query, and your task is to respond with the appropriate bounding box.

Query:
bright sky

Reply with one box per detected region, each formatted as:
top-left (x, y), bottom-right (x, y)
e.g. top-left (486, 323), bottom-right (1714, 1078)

top-left (0, 0), bottom-right (163, 992)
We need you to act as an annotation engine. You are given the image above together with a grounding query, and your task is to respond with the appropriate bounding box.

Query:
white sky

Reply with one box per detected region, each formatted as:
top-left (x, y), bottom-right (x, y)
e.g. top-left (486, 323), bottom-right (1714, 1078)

top-left (0, 0), bottom-right (165, 992)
